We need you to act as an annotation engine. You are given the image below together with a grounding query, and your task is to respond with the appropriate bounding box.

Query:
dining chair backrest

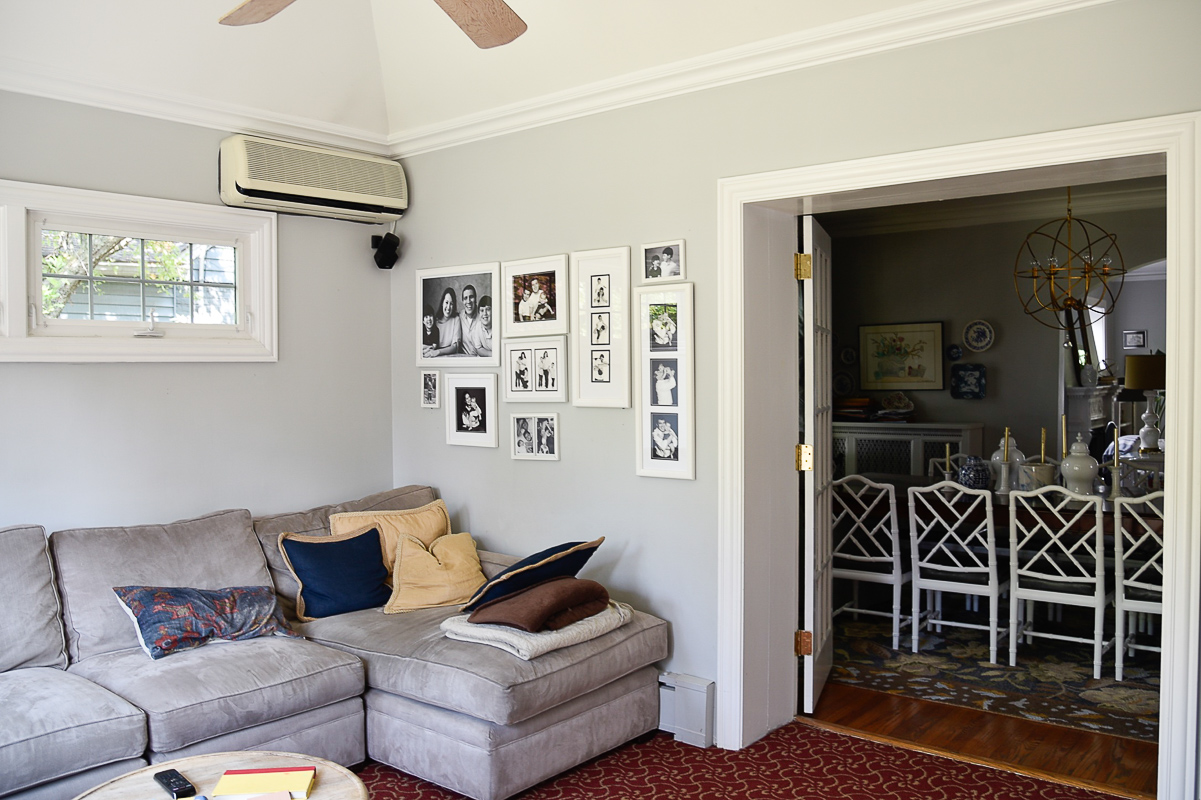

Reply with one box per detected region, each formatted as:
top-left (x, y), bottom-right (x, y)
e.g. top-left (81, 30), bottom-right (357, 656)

top-left (833, 475), bottom-right (900, 572)
top-left (927, 453), bottom-right (969, 477)
top-left (1114, 491), bottom-right (1166, 599)
top-left (908, 482), bottom-right (996, 580)
top-left (1009, 485), bottom-right (1104, 591)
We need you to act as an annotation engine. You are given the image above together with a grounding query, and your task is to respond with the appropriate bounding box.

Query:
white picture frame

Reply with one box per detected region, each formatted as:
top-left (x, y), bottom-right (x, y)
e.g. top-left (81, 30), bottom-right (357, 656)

top-left (503, 336), bottom-right (567, 403)
top-left (501, 254), bottom-right (569, 338)
top-left (640, 239), bottom-right (686, 284)
top-left (570, 247), bottom-right (631, 408)
top-left (416, 262), bottom-right (500, 367)
top-left (510, 413), bottom-right (559, 461)
top-left (635, 283), bottom-right (694, 479)
top-left (420, 370), bottom-right (440, 408)
top-left (444, 373), bottom-right (498, 447)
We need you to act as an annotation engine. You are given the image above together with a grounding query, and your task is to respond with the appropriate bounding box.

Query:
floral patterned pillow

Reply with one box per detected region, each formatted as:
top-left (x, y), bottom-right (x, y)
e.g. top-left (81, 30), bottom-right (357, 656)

top-left (112, 585), bottom-right (299, 659)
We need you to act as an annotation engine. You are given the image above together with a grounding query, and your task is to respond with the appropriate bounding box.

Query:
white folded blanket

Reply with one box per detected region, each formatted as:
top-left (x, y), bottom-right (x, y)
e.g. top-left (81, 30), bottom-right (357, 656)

top-left (440, 601), bottom-right (633, 660)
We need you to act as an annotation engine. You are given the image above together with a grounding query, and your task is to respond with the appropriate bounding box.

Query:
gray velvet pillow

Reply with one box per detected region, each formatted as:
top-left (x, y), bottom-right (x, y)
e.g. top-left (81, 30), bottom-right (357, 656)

top-left (0, 525), bottom-right (67, 671)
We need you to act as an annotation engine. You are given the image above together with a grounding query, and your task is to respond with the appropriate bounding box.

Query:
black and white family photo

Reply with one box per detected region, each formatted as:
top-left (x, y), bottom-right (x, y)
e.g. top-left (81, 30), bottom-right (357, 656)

top-left (510, 272), bottom-right (556, 323)
top-left (455, 388), bottom-right (486, 433)
top-left (512, 414), bottom-right (558, 460)
top-left (642, 240), bottom-right (685, 283)
top-left (591, 274), bottom-right (609, 307)
top-left (650, 359), bottom-right (678, 406)
top-left (417, 264), bottom-right (498, 366)
top-left (649, 303), bottom-right (678, 350)
top-left (650, 413), bottom-right (679, 461)
top-left (591, 312), bottom-right (610, 345)
top-left (591, 350), bottom-right (610, 383)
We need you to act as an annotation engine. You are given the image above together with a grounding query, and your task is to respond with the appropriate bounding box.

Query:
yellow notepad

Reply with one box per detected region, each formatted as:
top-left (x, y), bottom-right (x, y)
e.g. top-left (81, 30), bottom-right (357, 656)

top-left (212, 767), bottom-right (316, 800)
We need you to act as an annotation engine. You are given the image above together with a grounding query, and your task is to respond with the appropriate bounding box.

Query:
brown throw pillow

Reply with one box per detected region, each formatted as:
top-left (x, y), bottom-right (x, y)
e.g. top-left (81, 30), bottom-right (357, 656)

top-left (467, 576), bottom-right (610, 632)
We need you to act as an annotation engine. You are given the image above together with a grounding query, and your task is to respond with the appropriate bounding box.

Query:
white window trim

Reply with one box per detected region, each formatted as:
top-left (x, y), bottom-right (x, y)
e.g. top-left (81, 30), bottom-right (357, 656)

top-left (0, 178), bottom-right (277, 362)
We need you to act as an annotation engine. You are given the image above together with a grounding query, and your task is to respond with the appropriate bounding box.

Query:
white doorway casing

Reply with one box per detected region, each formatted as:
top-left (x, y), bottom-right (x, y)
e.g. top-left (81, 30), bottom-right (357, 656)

top-left (715, 112), bottom-right (1199, 798)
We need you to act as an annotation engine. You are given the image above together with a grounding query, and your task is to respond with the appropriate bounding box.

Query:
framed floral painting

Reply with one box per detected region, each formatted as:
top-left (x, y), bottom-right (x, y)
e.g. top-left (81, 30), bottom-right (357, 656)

top-left (858, 322), bottom-right (943, 391)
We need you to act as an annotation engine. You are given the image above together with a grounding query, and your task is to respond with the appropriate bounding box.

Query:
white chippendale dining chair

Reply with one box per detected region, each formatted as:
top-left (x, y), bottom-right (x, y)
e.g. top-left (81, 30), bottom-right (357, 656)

top-left (832, 475), bottom-right (911, 648)
top-left (908, 482), bottom-right (1007, 663)
top-left (926, 453), bottom-right (969, 478)
top-left (1009, 485), bottom-right (1113, 679)
top-left (1114, 491), bottom-right (1166, 680)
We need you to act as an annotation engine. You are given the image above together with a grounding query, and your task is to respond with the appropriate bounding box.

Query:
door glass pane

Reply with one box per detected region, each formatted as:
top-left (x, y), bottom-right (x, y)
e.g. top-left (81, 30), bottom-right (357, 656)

top-left (93, 235), bottom-right (141, 278)
top-left (195, 286), bottom-right (235, 324)
top-left (42, 230), bottom-right (90, 277)
top-left (44, 275), bottom-right (89, 319)
top-left (145, 240), bottom-right (189, 282)
top-left (195, 245), bottom-right (236, 284)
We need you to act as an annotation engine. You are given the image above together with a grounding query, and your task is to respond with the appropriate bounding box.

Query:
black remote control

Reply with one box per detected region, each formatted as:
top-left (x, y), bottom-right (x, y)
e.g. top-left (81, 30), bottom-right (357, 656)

top-left (153, 769), bottom-right (197, 799)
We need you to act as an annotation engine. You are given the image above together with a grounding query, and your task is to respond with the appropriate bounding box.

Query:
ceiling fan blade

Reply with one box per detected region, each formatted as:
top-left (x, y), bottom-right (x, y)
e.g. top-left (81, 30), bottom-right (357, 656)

top-left (431, 0), bottom-right (527, 49)
top-left (220, 0), bottom-right (299, 26)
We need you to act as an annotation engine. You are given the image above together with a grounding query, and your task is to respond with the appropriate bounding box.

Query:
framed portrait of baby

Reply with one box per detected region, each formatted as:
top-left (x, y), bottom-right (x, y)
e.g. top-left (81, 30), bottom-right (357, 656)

top-left (444, 373), bottom-right (497, 447)
top-left (501, 254), bottom-right (568, 339)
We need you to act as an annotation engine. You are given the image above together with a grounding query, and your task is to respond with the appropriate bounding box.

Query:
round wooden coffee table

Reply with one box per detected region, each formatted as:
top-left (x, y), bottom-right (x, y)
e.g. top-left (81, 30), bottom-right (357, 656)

top-left (73, 751), bottom-right (367, 800)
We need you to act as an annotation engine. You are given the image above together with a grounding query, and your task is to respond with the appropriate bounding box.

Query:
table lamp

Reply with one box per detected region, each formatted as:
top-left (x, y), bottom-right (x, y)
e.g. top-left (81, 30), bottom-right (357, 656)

top-left (1124, 353), bottom-right (1166, 453)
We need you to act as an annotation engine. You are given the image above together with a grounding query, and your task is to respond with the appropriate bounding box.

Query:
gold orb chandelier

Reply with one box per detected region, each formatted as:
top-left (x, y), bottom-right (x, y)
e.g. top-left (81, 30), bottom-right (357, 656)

top-left (1013, 188), bottom-right (1126, 330)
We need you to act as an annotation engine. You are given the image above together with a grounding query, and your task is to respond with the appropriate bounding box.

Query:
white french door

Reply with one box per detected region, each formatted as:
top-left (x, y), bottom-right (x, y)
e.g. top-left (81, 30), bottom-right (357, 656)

top-left (800, 215), bottom-right (834, 714)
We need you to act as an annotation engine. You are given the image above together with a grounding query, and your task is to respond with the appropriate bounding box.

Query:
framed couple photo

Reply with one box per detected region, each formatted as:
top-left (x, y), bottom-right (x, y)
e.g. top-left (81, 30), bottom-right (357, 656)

top-left (511, 413), bottom-right (559, 461)
top-left (502, 254), bottom-right (568, 338)
top-left (634, 283), bottom-right (694, 480)
top-left (503, 336), bottom-right (566, 403)
top-left (570, 247), bottom-right (631, 408)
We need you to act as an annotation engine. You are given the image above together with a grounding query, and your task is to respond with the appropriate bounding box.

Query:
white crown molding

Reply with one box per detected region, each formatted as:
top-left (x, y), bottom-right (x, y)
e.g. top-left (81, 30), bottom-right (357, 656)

top-left (0, 56), bottom-right (391, 155)
top-left (389, 0), bottom-right (1121, 157)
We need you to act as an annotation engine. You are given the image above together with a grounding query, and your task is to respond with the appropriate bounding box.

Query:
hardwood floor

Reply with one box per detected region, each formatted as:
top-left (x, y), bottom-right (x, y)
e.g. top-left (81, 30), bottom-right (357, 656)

top-left (804, 682), bottom-right (1158, 799)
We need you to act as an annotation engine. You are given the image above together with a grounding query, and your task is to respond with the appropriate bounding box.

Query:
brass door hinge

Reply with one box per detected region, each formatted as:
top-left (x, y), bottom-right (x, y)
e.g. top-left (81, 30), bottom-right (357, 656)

top-left (794, 253), bottom-right (812, 280)
top-left (795, 630), bottom-right (813, 657)
top-left (795, 443), bottom-right (813, 471)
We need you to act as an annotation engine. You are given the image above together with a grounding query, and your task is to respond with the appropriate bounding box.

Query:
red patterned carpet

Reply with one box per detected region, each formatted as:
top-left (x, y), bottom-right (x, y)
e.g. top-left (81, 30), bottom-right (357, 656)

top-left (357, 722), bottom-right (1124, 800)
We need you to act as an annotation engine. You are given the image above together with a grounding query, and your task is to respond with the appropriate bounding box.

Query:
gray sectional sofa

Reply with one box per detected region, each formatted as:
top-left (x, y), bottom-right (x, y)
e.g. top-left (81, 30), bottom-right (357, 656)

top-left (0, 486), bottom-right (668, 800)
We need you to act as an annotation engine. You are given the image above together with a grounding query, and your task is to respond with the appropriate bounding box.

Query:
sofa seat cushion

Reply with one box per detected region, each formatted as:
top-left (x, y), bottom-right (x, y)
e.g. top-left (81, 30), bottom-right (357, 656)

top-left (0, 667), bottom-right (147, 796)
top-left (0, 525), bottom-right (67, 671)
top-left (295, 605), bottom-right (668, 726)
top-left (68, 637), bottom-right (364, 753)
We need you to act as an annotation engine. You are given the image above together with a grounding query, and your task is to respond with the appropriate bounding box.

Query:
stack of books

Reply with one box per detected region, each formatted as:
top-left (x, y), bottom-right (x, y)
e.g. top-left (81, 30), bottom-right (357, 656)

top-left (212, 766), bottom-right (316, 800)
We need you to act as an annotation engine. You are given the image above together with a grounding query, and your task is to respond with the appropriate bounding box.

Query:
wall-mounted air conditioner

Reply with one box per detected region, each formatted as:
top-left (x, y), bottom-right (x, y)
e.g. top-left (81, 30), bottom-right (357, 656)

top-left (219, 134), bottom-right (407, 223)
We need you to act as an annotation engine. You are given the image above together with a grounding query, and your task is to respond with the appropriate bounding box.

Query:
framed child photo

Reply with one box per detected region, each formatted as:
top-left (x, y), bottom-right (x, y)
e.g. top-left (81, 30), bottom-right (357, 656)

top-left (420, 370), bottom-right (440, 409)
top-left (503, 336), bottom-right (567, 403)
top-left (511, 414), bottom-right (559, 461)
top-left (416, 262), bottom-right (500, 368)
top-left (502, 254), bottom-right (569, 338)
top-left (445, 373), bottom-right (498, 447)
top-left (641, 240), bottom-right (685, 284)
top-left (570, 246), bottom-right (631, 408)
top-left (635, 283), bottom-right (694, 479)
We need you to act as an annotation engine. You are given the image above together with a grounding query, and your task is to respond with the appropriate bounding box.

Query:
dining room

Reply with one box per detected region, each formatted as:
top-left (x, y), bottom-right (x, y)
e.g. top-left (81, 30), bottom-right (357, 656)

top-left (809, 175), bottom-right (1168, 795)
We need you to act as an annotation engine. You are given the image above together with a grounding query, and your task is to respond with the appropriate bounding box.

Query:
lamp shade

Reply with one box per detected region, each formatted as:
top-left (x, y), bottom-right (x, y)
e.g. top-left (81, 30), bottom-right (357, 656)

top-left (1125, 354), bottom-right (1166, 391)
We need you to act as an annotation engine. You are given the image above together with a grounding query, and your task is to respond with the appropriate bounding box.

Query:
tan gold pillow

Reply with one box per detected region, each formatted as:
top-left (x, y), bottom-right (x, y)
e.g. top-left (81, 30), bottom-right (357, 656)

top-left (330, 500), bottom-right (452, 580)
top-left (384, 532), bottom-right (487, 614)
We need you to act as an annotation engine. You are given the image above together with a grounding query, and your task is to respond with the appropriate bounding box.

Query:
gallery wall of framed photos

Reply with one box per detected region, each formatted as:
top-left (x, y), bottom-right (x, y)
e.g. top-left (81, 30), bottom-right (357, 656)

top-left (416, 240), bottom-right (690, 479)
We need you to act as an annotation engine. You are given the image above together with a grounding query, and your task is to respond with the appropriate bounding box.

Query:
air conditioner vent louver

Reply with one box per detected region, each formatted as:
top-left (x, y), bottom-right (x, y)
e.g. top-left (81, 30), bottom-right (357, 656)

top-left (219, 134), bottom-right (407, 223)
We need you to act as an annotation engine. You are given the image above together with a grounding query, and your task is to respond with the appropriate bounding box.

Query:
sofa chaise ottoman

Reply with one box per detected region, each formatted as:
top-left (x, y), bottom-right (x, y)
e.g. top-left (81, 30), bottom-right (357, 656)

top-left (0, 525), bottom-right (147, 800)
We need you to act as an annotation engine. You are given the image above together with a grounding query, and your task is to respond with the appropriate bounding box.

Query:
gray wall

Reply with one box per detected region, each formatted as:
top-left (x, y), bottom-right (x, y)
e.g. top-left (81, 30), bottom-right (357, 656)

top-left (1109, 278), bottom-right (1169, 364)
top-left (829, 209), bottom-right (1167, 454)
top-left (0, 92), bottom-right (396, 532)
top-left (391, 0), bottom-right (1200, 684)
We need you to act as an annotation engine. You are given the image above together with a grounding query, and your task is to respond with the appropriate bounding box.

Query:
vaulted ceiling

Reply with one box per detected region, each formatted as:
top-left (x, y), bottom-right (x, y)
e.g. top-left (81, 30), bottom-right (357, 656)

top-left (0, 0), bottom-right (1119, 156)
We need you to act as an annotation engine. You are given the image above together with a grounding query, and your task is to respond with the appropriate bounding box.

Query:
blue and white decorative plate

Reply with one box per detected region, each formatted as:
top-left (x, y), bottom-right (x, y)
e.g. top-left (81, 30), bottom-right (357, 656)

top-left (945, 343), bottom-right (963, 362)
top-left (963, 319), bottom-right (995, 352)
top-left (950, 363), bottom-right (987, 399)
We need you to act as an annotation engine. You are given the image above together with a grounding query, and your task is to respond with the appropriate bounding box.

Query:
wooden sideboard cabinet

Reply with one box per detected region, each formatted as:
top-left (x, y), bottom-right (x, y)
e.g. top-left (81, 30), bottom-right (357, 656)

top-left (833, 422), bottom-right (984, 478)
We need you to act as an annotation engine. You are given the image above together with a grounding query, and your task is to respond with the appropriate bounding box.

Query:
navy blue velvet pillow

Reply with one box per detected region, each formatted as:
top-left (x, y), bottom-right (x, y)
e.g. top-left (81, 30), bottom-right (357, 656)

top-left (279, 526), bottom-right (391, 620)
top-left (461, 537), bottom-right (604, 612)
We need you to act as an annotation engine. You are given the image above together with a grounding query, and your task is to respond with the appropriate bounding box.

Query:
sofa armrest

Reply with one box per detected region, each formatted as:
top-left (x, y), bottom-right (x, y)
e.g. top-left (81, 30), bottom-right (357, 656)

top-left (477, 550), bottom-right (517, 580)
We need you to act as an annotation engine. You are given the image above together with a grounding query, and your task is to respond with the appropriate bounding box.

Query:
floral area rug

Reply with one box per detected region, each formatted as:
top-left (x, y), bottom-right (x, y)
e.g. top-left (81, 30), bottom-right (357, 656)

top-left (830, 613), bottom-right (1160, 741)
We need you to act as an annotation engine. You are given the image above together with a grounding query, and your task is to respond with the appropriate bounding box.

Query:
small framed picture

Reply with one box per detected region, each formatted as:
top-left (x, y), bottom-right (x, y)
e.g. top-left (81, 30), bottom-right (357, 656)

top-left (511, 414), bottom-right (559, 461)
top-left (420, 370), bottom-right (440, 408)
top-left (1123, 330), bottom-right (1147, 349)
top-left (416, 262), bottom-right (500, 367)
top-left (591, 274), bottom-right (611, 308)
top-left (641, 240), bottom-right (685, 284)
top-left (502, 254), bottom-right (569, 338)
top-left (503, 336), bottom-right (567, 402)
top-left (445, 373), bottom-right (497, 447)
top-left (590, 312), bottom-right (610, 346)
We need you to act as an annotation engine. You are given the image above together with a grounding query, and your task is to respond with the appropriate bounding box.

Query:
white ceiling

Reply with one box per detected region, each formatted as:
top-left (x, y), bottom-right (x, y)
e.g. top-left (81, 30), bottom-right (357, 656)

top-left (0, 0), bottom-right (1119, 156)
